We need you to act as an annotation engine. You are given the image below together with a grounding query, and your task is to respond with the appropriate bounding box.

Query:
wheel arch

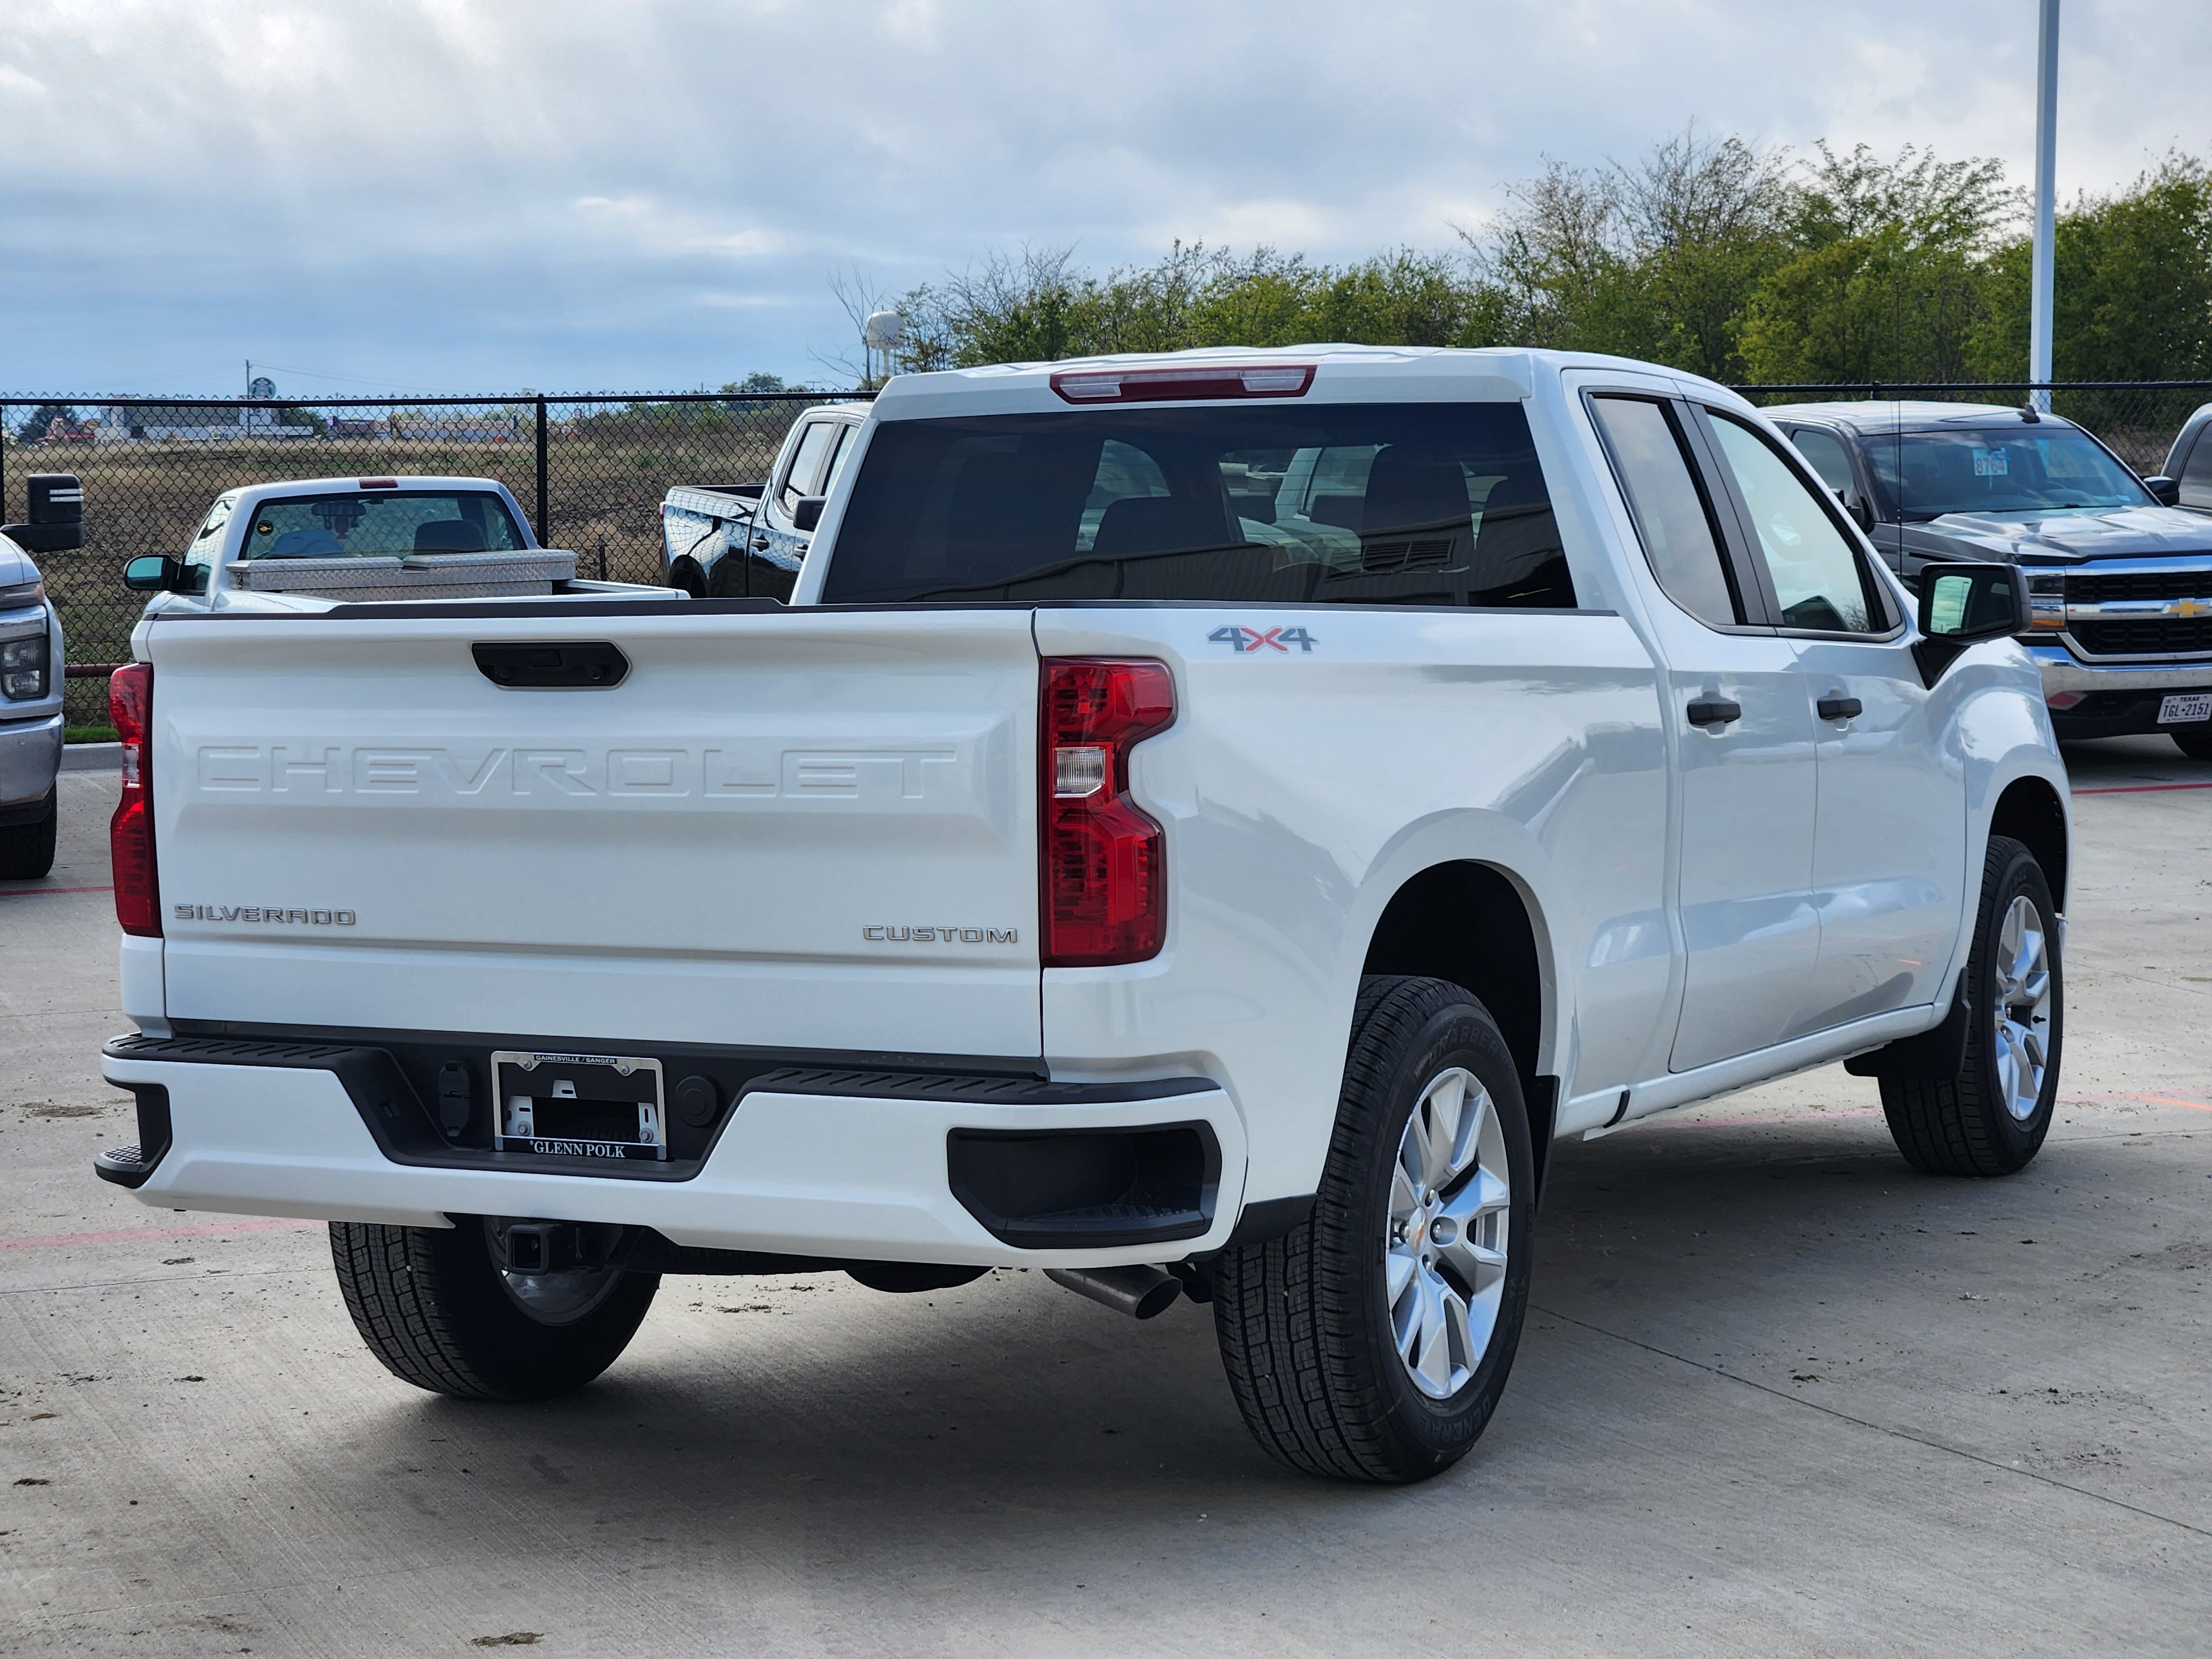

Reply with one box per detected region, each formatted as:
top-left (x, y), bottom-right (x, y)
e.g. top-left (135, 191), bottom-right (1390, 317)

top-left (1988, 774), bottom-right (2069, 909)
top-left (1359, 859), bottom-right (1559, 1180)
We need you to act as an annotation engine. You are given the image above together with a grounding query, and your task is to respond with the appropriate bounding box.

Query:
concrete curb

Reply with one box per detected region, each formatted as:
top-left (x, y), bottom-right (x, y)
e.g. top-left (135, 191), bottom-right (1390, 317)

top-left (62, 742), bottom-right (121, 772)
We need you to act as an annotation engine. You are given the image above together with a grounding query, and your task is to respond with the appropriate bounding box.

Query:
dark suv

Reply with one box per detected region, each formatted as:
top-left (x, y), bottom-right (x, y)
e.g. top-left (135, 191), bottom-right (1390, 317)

top-left (1765, 400), bottom-right (2212, 758)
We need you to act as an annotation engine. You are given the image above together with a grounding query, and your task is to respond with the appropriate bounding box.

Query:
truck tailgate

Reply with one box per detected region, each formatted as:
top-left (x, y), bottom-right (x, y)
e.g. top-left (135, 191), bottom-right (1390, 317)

top-left (145, 606), bottom-right (1041, 1056)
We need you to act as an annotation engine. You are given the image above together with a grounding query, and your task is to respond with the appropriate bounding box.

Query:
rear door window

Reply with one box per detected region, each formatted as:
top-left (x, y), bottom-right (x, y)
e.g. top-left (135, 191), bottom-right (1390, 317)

top-left (1588, 395), bottom-right (1743, 628)
top-left (822, 402), bottom-right (1575, 608)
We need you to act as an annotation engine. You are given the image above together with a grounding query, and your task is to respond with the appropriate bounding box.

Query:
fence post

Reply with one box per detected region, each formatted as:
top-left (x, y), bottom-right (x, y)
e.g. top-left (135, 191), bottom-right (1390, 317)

top-left (534, 397), bottom-right (549, 545)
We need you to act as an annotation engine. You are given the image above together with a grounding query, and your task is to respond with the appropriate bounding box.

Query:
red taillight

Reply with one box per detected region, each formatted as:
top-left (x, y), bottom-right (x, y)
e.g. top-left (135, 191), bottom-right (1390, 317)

top-left (108, 662), bottom-right (160, 937)
top-left (1049, 364), bottom-right (1314, 404)
top-left (1040, 659), bottom-right (1175, 967)
top-left (357, 477), bottom-right (398, 489)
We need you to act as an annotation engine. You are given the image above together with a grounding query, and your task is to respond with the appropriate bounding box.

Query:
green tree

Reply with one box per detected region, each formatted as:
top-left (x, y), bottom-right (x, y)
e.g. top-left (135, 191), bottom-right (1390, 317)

top-left (1738, 144), bottom-right (2017, 383)
top-left (1472, 129), bottom-right (1794, 378)
top-left (1970, 154), bottom-right (2212, 381)
top-left (13, 403), bottom-right (77, 442)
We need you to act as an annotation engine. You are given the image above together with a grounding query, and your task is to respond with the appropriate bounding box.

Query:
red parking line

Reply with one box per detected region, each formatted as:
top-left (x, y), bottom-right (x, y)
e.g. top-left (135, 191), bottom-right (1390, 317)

top-left (0, 1217), bottom-right (321, 1251)
top-left (2072, 782), bottom-right (2212, 795)
top-left (0, 884), bottom-right (113, 897)
top-left (2120, 1093), bottom-right (2212, 1113)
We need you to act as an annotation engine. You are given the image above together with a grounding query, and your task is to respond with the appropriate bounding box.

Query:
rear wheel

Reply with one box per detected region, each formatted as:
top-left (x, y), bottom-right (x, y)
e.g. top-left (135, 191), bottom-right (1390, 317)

top-left (1880, 836), bottom-right (2062, 1176)
top-left (1212, 975), bottom-right (1533, 1483)
top-left (0, 789), bottom-right (57, 880)
top-left (330, 1218), bottom-right (659, 1401)
top-left (2171, 723), bottom-right (2212, 761)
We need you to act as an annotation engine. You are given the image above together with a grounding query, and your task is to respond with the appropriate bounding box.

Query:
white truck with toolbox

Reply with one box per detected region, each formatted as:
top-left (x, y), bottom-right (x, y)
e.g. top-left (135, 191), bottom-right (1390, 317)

top-left (96, 348), bottom-right (2070, 1484)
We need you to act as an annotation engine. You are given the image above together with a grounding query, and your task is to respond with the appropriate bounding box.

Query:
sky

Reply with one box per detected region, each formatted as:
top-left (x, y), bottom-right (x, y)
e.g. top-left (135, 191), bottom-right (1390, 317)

top-left (3, 0), bottom-right (2208, 398)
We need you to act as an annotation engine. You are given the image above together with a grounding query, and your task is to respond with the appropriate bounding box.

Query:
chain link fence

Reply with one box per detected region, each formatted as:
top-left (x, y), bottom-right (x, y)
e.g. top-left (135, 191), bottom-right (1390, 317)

top-left (10, 380), bottom-right (2211, 730)
top-left (1728, 381), bottom-right (2212, 474)
top-left (3, 391), bottom-right (875, 726)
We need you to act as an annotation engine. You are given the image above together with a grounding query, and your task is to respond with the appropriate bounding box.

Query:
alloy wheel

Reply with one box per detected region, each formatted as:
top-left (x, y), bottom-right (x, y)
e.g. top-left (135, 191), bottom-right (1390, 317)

top-left (1386, 1067), bottom-right (1512, 1399)
top-left (1992, 893), bottom-right (2055, 1122)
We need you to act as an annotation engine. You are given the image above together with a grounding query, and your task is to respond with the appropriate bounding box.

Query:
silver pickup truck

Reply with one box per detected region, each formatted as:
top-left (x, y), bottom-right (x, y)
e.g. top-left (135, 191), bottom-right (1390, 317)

top-left (0, 473), bottom-right (82, 879)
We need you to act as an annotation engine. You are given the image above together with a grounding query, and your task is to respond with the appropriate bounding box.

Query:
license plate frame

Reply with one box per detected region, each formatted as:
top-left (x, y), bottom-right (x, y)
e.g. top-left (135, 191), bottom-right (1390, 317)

top-left (491, 1051), bottom-right (669, 1162)
top-left (2156, 692), bottom-right (2212, 726)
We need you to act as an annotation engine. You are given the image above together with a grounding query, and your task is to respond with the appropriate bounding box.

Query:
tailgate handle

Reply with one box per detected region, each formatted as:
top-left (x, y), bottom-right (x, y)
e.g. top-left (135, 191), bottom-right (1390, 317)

top-left (472, 641), bottom-right (629, 689)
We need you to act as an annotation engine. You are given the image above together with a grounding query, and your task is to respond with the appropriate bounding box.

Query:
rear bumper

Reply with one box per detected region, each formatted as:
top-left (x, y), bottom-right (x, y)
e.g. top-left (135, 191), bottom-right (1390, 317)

top-left (97, 1034), bottom-right (1248, 1269)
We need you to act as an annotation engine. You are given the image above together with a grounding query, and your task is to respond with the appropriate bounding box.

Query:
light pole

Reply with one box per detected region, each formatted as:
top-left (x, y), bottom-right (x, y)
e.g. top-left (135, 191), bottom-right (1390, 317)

top-left (2029, 0), bottom-right (2059, 411)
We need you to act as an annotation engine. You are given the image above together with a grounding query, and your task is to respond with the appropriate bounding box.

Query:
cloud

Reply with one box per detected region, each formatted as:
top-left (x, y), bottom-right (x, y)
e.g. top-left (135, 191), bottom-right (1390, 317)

top-left (1, 0), bottom-right (2205, 393)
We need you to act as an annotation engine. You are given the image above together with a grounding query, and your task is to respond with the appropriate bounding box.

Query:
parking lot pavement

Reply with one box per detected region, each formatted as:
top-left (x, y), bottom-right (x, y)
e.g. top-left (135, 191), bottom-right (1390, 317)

top-left (3, 745), bottom-right (2209, 1657)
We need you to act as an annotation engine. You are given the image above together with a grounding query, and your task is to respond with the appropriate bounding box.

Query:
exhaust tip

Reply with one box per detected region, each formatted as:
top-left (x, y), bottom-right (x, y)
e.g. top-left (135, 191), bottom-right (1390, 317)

top-left (1045, 1264), bottom-right (1183, 1320)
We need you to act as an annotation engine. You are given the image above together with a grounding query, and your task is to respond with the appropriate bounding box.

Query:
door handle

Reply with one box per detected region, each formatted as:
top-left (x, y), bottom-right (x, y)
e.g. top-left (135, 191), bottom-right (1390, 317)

top-left (751, 535), bottom-right (770, 550)
top-left (1686, 697), bottom-right (1743, 728)
top-left (1817, 695), bottom-right (1864, 721)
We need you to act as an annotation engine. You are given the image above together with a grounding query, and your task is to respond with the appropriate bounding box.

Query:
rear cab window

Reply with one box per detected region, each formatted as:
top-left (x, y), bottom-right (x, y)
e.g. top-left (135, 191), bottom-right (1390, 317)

top-left (821, 402), bottom-right (1576, 608)
top-left (240, 491), bottom-right (526, 559)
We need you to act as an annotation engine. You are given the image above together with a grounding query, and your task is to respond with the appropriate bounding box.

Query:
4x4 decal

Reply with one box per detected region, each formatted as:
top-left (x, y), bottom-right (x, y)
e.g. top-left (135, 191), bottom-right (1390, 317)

top-left (1209, 625), bottom-right (1317, 654)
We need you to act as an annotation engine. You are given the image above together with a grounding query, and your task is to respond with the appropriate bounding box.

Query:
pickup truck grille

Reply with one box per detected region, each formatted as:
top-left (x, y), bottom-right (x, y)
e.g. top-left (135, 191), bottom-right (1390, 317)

top-left (2068, 571), bottom-right (2212, 603)
top-left (2061, 570), bottom-right (2212, 656)
top-left (2072, 618), bottom-right (2212, 655)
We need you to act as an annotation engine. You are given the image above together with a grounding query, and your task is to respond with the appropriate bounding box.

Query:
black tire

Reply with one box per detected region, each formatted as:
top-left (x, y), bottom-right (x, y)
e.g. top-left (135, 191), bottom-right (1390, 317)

top-left (330, 1219), bottom-right (659, 1401)
top-left (1212, 975), bottom-right (1535, 1483)
top-left (0, 790), bottom-right (58, 881)
top-left (2171, 723), bottom-right (2212, 761)
top-left (1880, 835), bottom-right (2063, 1177)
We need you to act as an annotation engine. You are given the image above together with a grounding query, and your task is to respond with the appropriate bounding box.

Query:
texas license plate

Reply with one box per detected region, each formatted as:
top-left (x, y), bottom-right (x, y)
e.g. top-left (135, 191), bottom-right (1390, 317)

top-left (2157, 692), bottom-right (2212, 725)
top-left (491, 1051), bottom-right (667, 1161)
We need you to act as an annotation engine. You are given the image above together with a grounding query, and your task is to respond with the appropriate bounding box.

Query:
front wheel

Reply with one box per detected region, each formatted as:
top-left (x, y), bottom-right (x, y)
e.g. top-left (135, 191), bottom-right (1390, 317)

top-left (1880, 835), bottom-right (2063, 1176)
top-left (1212, 975), bottom-right (1534, 1483)
top-left (330, 1219), bottom-right (659, 1401)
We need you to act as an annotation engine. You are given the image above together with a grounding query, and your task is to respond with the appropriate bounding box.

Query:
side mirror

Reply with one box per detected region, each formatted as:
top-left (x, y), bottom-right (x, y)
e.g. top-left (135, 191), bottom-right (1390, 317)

top-left (2142, 474), bottom-right (2181, 507)
top-left (1828, 486), bottom-right (1876, 534)
top-left (791, 496), bottom-right (825, 533)
top-left (124, 555), bottom-right (186, 592)
top-left (1, 472), bottom-right (84, 554)
top-left (1913, 561), bottom-right (2030, 686)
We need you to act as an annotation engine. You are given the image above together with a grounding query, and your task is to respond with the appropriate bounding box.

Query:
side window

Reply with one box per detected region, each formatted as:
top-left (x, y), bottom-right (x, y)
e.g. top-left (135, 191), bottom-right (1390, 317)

top-left (1789, 428), bottom-right (1859, 502)
top-left (1706, 415), bottom-right (1879, 634)
top-left (185, 496), bottom-right (233, 568)
top-left (820, 422), bottom-right (861, 499)
top-left (778, 419), bottom-right (840, 515)
top-left (2180, 424), bottom-right (2212, 509)
top-left (1588, 395), bottom-right (1741, 628)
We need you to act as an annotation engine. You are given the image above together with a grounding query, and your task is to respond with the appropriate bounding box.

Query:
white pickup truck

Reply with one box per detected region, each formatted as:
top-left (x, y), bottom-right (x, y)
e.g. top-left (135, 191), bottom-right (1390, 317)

top-left (95, 348), bottom-right (2070, 1483)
